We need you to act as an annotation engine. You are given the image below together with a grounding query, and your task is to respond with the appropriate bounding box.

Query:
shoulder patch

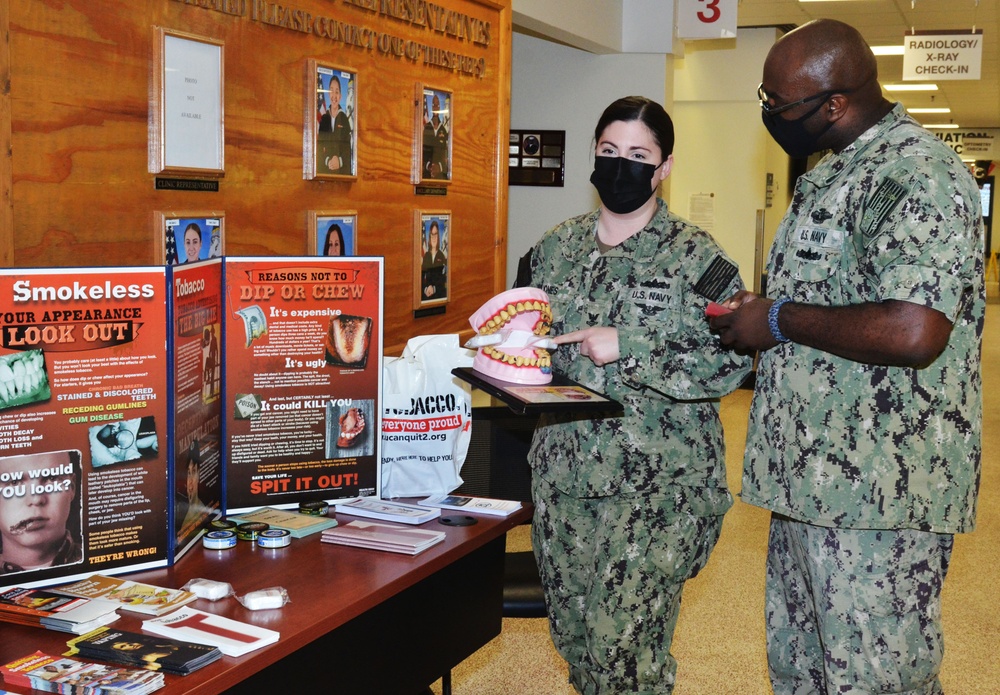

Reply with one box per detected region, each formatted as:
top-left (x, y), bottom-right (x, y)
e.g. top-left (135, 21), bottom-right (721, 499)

top-left (694, 255), bottom-right (739, 301)
top-left (860, 178), bottom-right (908, 242)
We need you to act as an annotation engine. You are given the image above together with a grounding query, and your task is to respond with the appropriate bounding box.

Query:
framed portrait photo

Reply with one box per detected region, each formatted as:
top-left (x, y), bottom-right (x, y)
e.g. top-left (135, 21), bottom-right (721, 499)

top-left (155, 212), bottom-right (225, 265)
top-left (309, 211), bottom-right (357, 256)
top-left (413, 211), bottom-right (451, 309)
top-left (149, 28), bottom-right (224, 176)
top-left (412, 84), bottom-right (453, 184)
top-left (305, 61), bottom-right (357, 180)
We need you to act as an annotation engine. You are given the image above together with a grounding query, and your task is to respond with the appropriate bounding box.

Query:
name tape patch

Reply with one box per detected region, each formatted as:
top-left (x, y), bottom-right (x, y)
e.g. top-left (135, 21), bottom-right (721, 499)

top-left (793, 226), bottom-right (845, 249)
top-left (630, 287), bottom-right (672, 308)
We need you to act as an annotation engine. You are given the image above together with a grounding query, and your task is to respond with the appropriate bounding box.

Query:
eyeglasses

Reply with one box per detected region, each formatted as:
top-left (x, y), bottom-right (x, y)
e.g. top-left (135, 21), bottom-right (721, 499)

top-left (758, 83), bottom-right (844, 116)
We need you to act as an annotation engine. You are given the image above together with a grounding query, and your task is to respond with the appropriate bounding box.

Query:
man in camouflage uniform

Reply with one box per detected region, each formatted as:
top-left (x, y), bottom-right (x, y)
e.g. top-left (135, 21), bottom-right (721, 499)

top-left (713, 20), bottom-right (984, 694)
top-left (526, 97), bottom-right (753, 694)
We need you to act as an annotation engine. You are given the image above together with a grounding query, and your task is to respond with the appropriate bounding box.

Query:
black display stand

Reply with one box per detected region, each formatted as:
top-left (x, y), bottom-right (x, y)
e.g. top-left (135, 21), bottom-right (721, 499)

top-left (452, 367), bottom-right (623, 415)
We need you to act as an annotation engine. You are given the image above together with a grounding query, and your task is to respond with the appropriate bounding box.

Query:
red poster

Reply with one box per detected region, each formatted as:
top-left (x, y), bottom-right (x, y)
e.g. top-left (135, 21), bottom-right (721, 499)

top-left (170, 260), bottom-right (224, 559)
top-left (222, 258), bottom-right (383, 512)
top-left (0, 268), bottom-right (170, 589)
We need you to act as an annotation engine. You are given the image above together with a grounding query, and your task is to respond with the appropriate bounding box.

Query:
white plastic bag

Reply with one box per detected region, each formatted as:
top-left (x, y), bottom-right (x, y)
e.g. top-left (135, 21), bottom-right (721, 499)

top-left (380, 335), bottom-right (475, 499)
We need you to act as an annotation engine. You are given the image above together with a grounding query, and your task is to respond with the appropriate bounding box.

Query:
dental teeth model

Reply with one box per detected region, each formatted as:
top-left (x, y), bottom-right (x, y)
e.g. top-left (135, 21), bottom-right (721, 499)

top-left (467, 288), bottom-right (554, 384)
top-left (0, 349), bottom-right (50, 408)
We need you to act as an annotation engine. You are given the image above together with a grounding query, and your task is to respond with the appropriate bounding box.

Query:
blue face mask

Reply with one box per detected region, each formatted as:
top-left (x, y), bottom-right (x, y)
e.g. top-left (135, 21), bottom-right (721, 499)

top-left (590, 156), bottom-right (659, 214)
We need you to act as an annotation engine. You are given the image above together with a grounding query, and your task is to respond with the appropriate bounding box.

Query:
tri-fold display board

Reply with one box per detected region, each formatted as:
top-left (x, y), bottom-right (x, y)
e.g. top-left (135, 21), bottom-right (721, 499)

top-left (0, 257), bottom-right (383, 590)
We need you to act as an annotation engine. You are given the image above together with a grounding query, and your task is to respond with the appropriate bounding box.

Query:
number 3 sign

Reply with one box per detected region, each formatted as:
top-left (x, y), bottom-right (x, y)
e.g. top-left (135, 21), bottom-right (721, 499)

top-left (676, 0), bottom-right (737, 40)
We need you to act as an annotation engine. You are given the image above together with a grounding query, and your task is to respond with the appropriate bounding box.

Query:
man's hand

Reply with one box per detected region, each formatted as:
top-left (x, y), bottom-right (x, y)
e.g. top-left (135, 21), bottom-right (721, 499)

top-left (708, 291), bottom-right (779, 352)
top-left (553, 327), bottom-right (620, 366)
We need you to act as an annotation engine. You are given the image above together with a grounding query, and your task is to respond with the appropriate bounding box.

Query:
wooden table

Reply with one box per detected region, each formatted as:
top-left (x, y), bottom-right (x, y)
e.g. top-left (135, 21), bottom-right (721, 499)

top-left (0, 506), bottom-right (532, 695)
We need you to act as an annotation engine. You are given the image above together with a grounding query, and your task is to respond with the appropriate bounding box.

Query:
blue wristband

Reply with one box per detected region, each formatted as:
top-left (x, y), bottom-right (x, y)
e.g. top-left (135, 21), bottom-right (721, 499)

top-left (768, 298), bottom-right (792, 344)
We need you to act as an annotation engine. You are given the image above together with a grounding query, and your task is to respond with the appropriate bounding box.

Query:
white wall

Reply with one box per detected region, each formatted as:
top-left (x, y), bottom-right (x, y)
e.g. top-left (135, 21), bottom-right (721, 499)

top-left (512, 0), bottom-right (624, 53)
top-left (671, 100), bottom-right (764, 287)
top-left (507, 22), bottom-right (793, 292)
top-left (512, 0), bottom-right (674, 54)
top-left (672, 29), bottom-right (791, 289)
top-left (506, 32), bottom-right (670, 286)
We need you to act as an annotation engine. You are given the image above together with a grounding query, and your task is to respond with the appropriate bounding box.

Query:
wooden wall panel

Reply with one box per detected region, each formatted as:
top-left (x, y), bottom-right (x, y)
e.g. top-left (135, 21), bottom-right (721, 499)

top-left (2, 0), bottom-right (511, 353)
top-left (1, 2), bottom-right (12, 268)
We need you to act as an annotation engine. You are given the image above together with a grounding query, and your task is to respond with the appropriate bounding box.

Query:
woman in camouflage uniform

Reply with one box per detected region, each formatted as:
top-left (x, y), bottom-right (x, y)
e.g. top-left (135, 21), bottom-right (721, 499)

top-left (524, 96), bottom-right (753, 694)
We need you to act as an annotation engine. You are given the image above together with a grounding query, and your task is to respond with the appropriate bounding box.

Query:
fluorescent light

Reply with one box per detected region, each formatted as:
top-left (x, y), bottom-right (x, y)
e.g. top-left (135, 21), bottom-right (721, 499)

top-left (923, 124), bottom-right (959, 129)
top-left (907, 108), bottom-right (951, 114)
top-left (871, 45), bottom-right (905, 56)
top-left (884, 83), bottom-right (939, 92)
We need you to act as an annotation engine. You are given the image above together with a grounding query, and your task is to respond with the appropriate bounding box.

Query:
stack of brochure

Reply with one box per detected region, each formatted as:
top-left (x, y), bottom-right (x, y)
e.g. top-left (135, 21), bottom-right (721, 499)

top-left (66, 626), bottom-right (222, 675)
top-left (0, 587), bottom-right (120, 635)
top-left (321, 520), bottom-right (446, 555)
top-left (420, 494), bottom-right (523, 517)
top-left (334, 498), bottom-right (441, 524)
top-left (1, 650), bottom-right (164, 694)
top-left (54, 576), bottom-right (197, 617)
top-left (142, 607), bottom-right (279, 658)
top-left (227, 506), bottom-right (339, 538)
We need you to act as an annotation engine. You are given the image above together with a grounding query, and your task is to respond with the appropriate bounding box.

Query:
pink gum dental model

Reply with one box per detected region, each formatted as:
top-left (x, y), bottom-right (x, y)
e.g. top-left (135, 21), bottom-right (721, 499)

top-left (466, 287), bottom-right (554, 384)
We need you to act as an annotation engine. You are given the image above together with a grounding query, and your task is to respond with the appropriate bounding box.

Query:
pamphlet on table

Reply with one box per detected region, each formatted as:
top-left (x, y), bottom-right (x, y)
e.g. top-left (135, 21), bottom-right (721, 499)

top-left (66, 626), bottom-right (222, 675)
top-left (0, 587), bottom-right (119, 635)
top-left (228, 506), bottom-right (339, 537)
top-left (321, 520), bottom-right (446, 555)
top-left (333, 498), bottom-right (440, 524)
top-left (1, 649), bottom-right (164, 694)
top-left (420, 494), bottom-right (522, 517)
top-left (142, 606), bottom-right (279, 657)
top-left (54, 575), bottom-right (196, 617)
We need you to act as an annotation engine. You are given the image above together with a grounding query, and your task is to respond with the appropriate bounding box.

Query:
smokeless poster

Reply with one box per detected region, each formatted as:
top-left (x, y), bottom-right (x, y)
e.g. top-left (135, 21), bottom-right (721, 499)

top-left (0, 267), bottom-right (170, 590)
top-left (222, 257), bottom-right (383, 512)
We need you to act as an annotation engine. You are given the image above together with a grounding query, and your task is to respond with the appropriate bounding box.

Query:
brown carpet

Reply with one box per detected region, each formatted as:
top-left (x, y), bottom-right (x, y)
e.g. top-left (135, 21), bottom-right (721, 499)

top-left (432, 300), bottom-right (1000, 695)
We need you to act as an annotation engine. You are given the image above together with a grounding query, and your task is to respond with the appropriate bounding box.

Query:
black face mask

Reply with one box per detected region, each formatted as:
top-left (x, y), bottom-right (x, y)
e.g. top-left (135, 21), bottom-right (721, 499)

top-left (761, 99), bottom-right (833, 158)
top-left (590, 156), bottom-right (659, 214)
